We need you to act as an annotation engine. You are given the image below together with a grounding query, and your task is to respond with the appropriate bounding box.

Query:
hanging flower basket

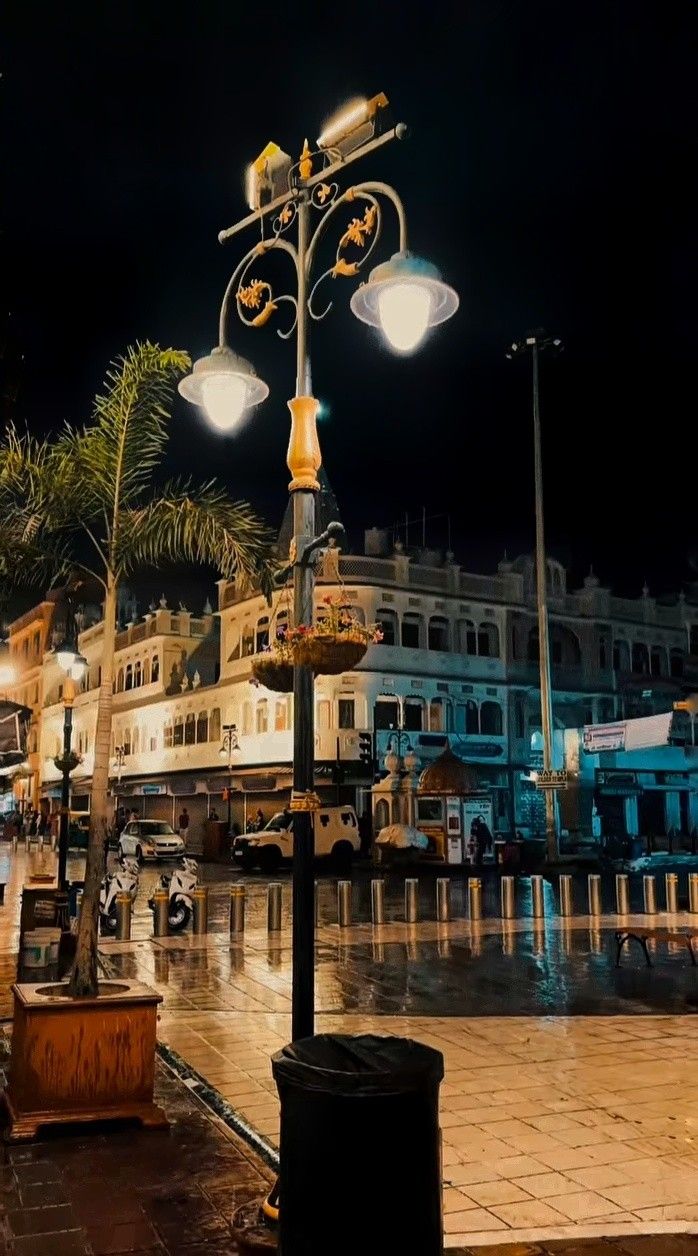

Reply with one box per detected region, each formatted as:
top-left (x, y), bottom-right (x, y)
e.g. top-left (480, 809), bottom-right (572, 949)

top-left (53, 750), bottom-right (83, 775)
top-left (287, 597), bottom-right (383, 677)
top-left (251, 655), bottom-right (294, 693)
top-left (295, 634), bottom-right (368, 675)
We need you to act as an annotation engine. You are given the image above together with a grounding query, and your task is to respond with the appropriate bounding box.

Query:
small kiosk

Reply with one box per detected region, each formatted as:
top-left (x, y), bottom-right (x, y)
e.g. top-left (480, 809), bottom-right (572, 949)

top-left (371, 747), bottom-right (493, 865)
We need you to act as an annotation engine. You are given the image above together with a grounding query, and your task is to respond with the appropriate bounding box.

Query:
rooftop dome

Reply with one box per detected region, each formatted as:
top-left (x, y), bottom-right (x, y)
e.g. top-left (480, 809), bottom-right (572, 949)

top-left (418, 748), bottom-right (478, 795)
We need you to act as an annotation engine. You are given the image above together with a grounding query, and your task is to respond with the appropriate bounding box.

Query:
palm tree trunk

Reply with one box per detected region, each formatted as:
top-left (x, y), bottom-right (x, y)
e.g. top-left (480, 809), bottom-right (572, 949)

top-left (68, 576), bottom-right (117, 997)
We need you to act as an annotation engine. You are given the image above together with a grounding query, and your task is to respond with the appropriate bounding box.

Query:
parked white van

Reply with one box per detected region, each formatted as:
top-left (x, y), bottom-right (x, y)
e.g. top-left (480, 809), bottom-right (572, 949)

top-left (233, 806), bottom-right (359, 873)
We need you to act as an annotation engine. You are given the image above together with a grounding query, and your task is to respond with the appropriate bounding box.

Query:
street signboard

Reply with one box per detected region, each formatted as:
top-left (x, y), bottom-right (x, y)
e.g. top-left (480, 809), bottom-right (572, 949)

top-left (535, 769), bottom-right (569, 790)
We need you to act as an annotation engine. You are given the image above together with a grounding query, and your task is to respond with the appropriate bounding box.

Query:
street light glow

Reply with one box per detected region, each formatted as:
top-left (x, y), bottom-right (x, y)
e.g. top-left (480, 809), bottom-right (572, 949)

top-left (351, 252), bottom-right (459, 353)
top-left (316, 92), bottom-right (388, 153)
top-left (178, 346), bottom-right (269, 433)
top-left (377, 282), bottom-right (432, 353)
top-left (200, 373), bottom-right (249, 432)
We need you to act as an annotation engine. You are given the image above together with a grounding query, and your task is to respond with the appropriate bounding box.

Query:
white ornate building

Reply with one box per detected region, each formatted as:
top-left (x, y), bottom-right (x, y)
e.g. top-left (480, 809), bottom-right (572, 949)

top-left (6, 512), bottom-right (698, 848)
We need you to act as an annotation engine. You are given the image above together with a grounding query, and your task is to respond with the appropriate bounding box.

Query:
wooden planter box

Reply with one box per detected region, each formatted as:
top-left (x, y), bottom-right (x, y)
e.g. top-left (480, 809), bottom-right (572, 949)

top-left (3, 980), bottom-right (167, 1141)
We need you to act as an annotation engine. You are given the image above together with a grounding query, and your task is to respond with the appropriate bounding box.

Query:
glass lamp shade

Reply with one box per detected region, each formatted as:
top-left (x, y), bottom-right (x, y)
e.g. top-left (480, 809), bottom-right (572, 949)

top-left (350, 252), bottom-right (459, 354)
top-left (178, 346), bottom-right (269, 432)
top-left (56, 648), bottom-right (87, 681)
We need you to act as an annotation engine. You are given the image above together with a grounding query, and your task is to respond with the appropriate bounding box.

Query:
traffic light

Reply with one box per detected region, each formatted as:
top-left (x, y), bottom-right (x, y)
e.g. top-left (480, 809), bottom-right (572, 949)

top-left (358, 732), bottom-right (374, 771)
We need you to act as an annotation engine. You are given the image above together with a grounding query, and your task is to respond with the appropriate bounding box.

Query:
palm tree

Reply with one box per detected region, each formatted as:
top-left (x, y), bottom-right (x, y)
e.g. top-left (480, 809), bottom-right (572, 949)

top-left (1, 343), bottom-right (273, 995)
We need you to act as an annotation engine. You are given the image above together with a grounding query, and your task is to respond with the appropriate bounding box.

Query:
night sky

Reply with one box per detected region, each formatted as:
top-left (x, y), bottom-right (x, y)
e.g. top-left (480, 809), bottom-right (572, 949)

top-left (3, 2), bottom-right (696, 598)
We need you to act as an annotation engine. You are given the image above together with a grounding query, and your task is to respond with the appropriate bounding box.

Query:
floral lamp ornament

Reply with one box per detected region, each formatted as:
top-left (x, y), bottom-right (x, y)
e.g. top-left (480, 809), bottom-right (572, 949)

top-left (250, 596), bottom-right (382, 690)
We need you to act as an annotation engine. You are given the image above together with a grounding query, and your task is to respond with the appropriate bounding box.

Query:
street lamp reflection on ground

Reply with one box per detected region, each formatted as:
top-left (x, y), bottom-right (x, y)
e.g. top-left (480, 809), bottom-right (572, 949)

top-left (219, 723), bottom-right (240, 834)
top-left (54, 629), bottom-right (87, 890)
top-left (507, 331), bottom-right (563, 862)
top-left (180, 93), bottom-right (458, 1040)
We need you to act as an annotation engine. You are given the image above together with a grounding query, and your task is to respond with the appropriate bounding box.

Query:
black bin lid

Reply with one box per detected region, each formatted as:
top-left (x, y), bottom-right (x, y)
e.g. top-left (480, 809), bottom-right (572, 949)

top-left (272, 1033), bottom-right (444, 1096)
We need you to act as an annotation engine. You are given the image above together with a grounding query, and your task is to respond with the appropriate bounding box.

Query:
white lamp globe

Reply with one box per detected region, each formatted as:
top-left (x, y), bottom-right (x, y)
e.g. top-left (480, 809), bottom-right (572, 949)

top-left (178, 346), bottom-right (269, 433)
top-left (350, 252), bottom-right (459, 354)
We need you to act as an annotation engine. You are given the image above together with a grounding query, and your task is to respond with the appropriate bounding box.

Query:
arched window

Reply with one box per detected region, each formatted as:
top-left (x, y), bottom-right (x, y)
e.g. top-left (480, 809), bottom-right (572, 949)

top-left (196, 710), bottom-right (208, 742)
top-left (116, 668), bottom-right (124, 693)
top-left (401, 613), bottom-right (422, 649)
top-left (132, 727), bottom-right (140, 754)
top-left (650, 646), bottom-right (666, 677)
top-left (185, 713), bottom-right (196, 745)
top-left (459, 620), bottom-right (477, 655)
top-left (429, 698), bottom-right (444, 732)
top-left (255, 616), bottom-right (270, 654)
top-left (255, 700), bottom-right (269, 734)
top-left (465, 699), bottom-right (479, 735)
top-left (275, 698), bottom-right (290, 731)
top-left (151, 653), bottom-right (160, 683)
top-left (241, 624), bottom-right (255, 658)
top-left (164, 719), bottom-right (173, 749)
top-left (275, 610), bottom-right (289, 644)
top-left (480, 701), bottom-right (503, 735)
top-left (599, 636), bottom-right (608, 669)
top-left (134, 660), bottom-right (142, 687)
top-left (632, 643), bottom-right (650, 676)
top-left (374, 698), bottom-right (399, 730)
top-left (142, 657), bottom-right (150, 685)
top-left (173, 715), bottom-right (184, 747)
top-left (403, 698), bottom-right (424, 731)
top-left (125, 664), bottom-right (133, 691)
top-left (376, 609), bottom-right (397, 646)
top-left (670, 648), bottom-right (685, 679)
top-left (613, 639), bottom-right (630, 671)
top-left (209, 708), bottom-right (221, 741)
top-left (317, 699), bottom-right (331, 731)
top-left (428, 616), bottom-right (449, 651)
top-left (123, 729), bottom-right (131, 755)
top-left (478, 623), bottom-right (500, 657)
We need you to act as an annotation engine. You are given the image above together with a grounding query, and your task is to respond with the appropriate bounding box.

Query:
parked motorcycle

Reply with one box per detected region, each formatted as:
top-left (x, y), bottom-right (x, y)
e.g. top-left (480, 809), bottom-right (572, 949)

top-left (148, 856), bottom-right (199, 931)
top-left (99, 856), bottom-right (140, 935)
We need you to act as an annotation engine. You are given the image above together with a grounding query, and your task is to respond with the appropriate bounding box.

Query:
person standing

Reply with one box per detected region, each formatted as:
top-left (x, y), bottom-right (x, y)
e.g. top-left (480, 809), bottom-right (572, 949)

top-left (178, 806), bottom-right (190, 842)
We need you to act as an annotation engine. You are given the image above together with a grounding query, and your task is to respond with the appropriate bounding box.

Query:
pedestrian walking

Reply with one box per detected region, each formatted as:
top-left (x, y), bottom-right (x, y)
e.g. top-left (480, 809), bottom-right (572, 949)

top-left (178, 806), bottom-right (190, 841)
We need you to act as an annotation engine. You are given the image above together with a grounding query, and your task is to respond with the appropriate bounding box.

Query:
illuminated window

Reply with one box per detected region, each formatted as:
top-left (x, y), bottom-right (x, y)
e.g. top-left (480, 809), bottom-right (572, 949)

top-left (275, 699), bottom-right (290, 731)
top-left (241, 624), bottom-right (255, 658)
top-left (116, 668), bottom-right (124, 693)
top-left (429, 698), bottom-right (444, 732)
top-left (404, 699), bottom-right (424, 731)
top-left (401, 613), bottom-right (422, 648)
top-left (142, 657), bottom-right (150, 685)
top-left (125, 664), bottom-right (133, 691)
top-left (256, 700), bottom-right (269, 734)
top-left (196, 711), bottom-right (208, 742)
top-left (185, 713), bottom-right (196, 745)
top-left (134, 660), bottom-right (142, 687)
top-left (465, 699), bottom-right (479, 734)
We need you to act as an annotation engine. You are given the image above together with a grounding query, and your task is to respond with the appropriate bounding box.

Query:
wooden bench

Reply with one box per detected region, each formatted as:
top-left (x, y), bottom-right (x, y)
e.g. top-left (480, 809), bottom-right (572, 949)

top-left (615, 927), bottom-right (698, 968)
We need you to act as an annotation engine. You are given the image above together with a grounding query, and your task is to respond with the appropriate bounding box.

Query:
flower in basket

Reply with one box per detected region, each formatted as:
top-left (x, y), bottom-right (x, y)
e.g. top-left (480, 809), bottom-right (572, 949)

top-left (53, 749), bottom-right (83, 775)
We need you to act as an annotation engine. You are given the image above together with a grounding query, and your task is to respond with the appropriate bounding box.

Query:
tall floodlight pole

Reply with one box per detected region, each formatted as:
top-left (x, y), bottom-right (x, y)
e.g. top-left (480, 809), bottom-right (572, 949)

top-left (180, 96), bottom-right (459, 1040)
top-left (508, 332), bottom-right (563, 862)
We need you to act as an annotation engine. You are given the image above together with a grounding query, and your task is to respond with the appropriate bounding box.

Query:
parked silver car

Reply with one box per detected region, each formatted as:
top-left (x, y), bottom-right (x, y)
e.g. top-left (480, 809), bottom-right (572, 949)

top-left (117, 820), bottom-right (185, 862)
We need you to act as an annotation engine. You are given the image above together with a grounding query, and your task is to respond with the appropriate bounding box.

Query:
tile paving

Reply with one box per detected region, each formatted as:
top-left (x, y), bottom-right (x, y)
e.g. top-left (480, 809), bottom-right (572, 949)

top-left (3, 848), bottom-right (698, 1248)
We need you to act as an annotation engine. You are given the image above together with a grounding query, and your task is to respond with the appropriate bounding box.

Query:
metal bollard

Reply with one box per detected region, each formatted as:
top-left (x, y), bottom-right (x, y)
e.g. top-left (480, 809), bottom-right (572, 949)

top-left (588, 873), bottom-right (602, 916)
top-left (665, 872), bottom-right (679, 915)
top-left (50, 833), bottom-right (57, 852)
top-left (193, 886), bottom-right (208, 934)
top-left (468, 877), bottom-right (482, 920)
top-left (436, 878), bottom-right (450, 923)
top-left (152, 888), bottom-right (169, 937)
top-left (229, 885), bottom-right (245, 936)
top-left (559, 874), bottom-right (573, 917)
top-left (500, 876), bottom-right (516, 919)
top-left (643, 874), bottom-right (657, 916)
top-left (690, 873), bottom-right (698, 914)
top-left (405, 878), bottom-right (419, 924)
top-left (115, 891), bottom-right (132, 941)
top-left (338, 880), bottom-right (352, 928)
top-left (615, 873), bottom-right (630, 915)
top-left (531, 875), bottom-right (545, 918)
top-left (24, 836), bottom-right (30, 854)
top-left (267, 882), bottom-right (282, 933)
top-left (371, 878), bottom-right (385, 926)
top-left (501, 920), bottom-right (515, 956)
top-left (12, 835), bottom-right (18, 853)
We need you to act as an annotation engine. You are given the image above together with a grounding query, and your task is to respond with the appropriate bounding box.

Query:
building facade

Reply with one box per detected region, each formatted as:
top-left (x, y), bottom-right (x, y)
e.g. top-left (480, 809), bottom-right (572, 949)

top-left (4, 532), bottom-right (698, 848)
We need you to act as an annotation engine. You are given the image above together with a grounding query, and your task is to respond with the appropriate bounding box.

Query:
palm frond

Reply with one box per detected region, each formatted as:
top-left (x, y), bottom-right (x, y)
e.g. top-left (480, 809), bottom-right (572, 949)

top-left (117, 480), bottom-right (276, 593)
top-left (71, 342), bottom-right (190, 520)
top-left (0, 427), bottom-right (71, 588)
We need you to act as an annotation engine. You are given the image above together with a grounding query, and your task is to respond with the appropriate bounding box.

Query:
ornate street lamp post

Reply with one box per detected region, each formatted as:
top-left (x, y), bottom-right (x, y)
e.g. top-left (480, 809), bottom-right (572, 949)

top-left (180, 95), bottom-right (458, 1040)
top-left (507, 332), bottom-right (563, 862)
top-left (54, 622), bottom-right (87, 890)
top-left (219, 723), bottom-right (240, 833)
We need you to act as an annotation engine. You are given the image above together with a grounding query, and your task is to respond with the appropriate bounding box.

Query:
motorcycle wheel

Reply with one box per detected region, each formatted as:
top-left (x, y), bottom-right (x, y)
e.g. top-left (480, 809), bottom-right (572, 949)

top-left (168, 898), bottom-right (192, 931)
top-left (100, 911), bottom-right (118, 936)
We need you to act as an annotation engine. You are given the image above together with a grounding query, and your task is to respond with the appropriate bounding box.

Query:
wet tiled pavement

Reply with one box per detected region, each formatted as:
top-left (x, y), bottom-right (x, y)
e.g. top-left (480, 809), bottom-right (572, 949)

top-left (0, 1049), bottom-right (272, 1254)
top-left (4, 847), bottom-right (698, 1248)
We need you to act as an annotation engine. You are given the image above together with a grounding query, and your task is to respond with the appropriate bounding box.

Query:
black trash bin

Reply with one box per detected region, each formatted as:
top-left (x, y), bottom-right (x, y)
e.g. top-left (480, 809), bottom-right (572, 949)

top-left (272, 1033), bottom-right (444, 1256)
